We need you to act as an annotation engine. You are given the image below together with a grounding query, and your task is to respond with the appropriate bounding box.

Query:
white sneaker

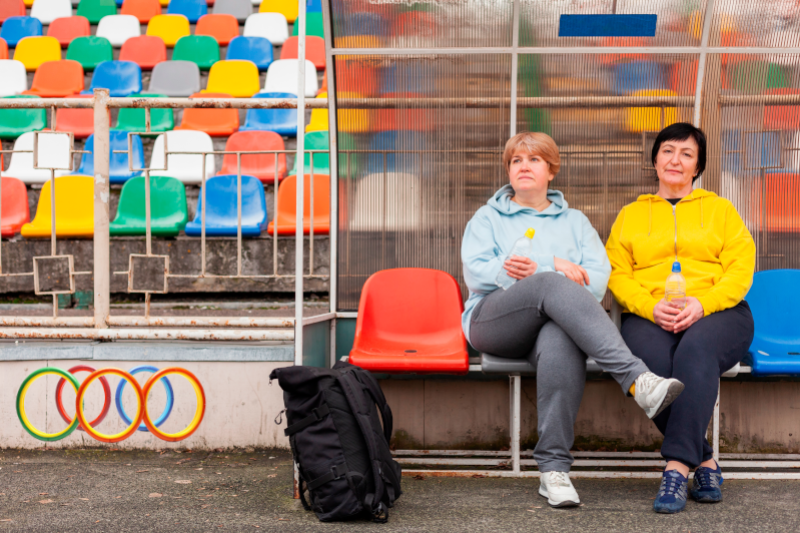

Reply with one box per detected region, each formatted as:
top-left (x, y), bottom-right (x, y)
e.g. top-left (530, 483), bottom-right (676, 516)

top-left (539, 471), bottom-right (580, 507)
top-left (634, 372), bottom-right (685, 419)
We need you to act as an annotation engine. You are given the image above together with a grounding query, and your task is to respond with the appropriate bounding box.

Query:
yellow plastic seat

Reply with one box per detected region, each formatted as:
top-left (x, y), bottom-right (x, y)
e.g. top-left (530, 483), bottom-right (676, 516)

top-left (625, 89), bottom-right (680, 133)
top-left (259, 0), bottom-right (297, 22)
top-left (333, 35), bottom-right (384, 52)
top-left (305, 91), bottom-right (328, 132)
top-left (146, 14), bottom-right (190, 47)
top-left (13, 36), bottom-right (62, 72)
top-left (307, 92), bottom-right (371, 133)
top-left (23, 0), bottom-right (33, 6)
top-left (203, 60), bottom-right (260, 98)
top-left (21, 175), bottom-right (95, 238)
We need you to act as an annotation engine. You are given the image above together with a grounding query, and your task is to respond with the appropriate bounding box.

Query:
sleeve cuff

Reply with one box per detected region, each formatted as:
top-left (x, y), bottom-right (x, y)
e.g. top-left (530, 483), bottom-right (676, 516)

top-left (697, 295), bottom-right (717, 317)
top-left (642, 299), bottom-right (658, 323)
top-left (532, 254), bottom-right (555, 272)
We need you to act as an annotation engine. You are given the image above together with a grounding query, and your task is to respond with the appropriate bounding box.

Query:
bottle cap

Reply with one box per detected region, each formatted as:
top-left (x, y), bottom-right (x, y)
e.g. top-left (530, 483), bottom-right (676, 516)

top-left (672, 261), bottom-right (681, 273)
top-left (524, 228), bottom-right (535, 239)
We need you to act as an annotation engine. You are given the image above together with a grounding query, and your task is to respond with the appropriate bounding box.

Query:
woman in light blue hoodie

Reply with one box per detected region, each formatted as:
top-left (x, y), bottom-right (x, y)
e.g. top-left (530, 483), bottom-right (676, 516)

top-left (462, 132), bottom-right (684, 508)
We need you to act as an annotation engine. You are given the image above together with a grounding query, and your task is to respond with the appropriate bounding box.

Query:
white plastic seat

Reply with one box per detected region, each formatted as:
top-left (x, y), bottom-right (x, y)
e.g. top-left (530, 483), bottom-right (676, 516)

top-left (351, 172), bottom-right (426, 231)
top-left (4, 132), bottom-right (72, 184)
top-left (30, 0), bottom-right (73, 24)
top-left (96, 15), bottom-right (142, 47)
top-left (264, 59), bottom-right (318, 97)
top-left (243, 13), bottom-right (289, 46)
top-left (150, 130), bottom-right (215, 184)
top-left (0, 60), bottom-right (28, 97)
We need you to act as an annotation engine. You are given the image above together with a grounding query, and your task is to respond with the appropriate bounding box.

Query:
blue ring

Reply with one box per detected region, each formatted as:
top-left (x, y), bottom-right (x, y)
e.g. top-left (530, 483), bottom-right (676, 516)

top-left (115, 365), bottom-right (174, 432)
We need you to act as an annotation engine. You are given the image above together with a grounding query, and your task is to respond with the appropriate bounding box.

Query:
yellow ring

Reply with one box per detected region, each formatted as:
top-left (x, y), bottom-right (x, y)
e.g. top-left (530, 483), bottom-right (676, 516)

top-left (142, 368), bottom-right (205, 442)
top-left (76, 369), bottom-right (144, 443)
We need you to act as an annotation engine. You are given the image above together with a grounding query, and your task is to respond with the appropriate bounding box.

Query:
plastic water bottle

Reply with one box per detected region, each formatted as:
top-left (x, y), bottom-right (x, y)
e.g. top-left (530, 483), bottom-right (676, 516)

top-left (665, 261), bottom-right (687, 310)
top-left (495, 228), bottom-right (536, 290)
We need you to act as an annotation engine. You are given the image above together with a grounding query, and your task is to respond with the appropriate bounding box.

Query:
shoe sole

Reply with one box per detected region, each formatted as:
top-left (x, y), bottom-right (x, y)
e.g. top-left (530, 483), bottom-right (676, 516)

top-left (538, 487), bottom-right (580, 508)
top-left (691, 492), bottom-right (722, 503)
top-left (651, 381), bottom-right (685, 419)
top-left (654, 505), bottom-right (685, 514)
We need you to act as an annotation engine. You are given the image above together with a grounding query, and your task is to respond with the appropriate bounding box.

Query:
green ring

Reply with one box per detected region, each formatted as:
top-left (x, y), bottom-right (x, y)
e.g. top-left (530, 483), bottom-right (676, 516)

top-left (16, 367), bottom-right (81, 442)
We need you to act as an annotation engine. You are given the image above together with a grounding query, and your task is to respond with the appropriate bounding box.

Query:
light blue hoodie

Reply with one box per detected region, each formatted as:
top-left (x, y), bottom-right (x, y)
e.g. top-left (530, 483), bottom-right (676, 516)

top-left (461, 185), bottom-right (611, 343)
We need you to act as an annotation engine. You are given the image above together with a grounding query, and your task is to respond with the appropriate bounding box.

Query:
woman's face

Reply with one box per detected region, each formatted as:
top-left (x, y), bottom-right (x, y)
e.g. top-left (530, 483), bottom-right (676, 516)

top-left (508, 149), bottom-right (554, 195)
top-left (654, 137), bottom-right (699, 190)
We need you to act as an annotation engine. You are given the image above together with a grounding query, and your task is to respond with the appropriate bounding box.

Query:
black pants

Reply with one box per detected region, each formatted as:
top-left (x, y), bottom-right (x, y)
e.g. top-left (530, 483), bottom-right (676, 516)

top-left (621, 301), bottom-right (754, 468)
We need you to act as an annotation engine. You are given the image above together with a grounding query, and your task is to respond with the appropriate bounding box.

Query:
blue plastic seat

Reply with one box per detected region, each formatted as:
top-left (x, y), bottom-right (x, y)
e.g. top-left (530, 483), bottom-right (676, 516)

top-left (240, 91), bottom-right (297, 136)
top-left (306, 0), bottom-right (321, 12)
top-left (167, 0), bottom-right (207, 23)
top-left (367, 131), bottom-right (427, 174)
top-left (380, 62), bottom-right (435, 95)
top-left (745, 269), bottom-right (800, 376)
top-left (721, 130), bottom-right (783, 174)
top-left (184, 174), bottom-right (268, 237)
top-left (613, 60), bottom-right (665, 96)
top-left (81, 60), bottom-right (142, 97)
top-left (226, 36), bottom-right (273, 71)
top-left (0, 17), bottom-right (43, 47)
top-left (335, 12), bottom-right (386, 37)
top-left (74, 130), bottom-right (144, 184)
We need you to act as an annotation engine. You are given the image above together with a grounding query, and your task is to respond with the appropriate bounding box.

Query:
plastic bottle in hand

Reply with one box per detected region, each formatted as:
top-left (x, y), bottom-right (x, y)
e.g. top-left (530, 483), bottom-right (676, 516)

top-left (495, 228), bottom-right (536, 290)
top-left (665, 261), bottom-right (687, 310)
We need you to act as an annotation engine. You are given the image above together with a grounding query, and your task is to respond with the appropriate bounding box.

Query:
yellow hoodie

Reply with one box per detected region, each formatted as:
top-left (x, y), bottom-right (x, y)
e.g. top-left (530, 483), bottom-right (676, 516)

top-left (606, 188), bottom-right (755, 322)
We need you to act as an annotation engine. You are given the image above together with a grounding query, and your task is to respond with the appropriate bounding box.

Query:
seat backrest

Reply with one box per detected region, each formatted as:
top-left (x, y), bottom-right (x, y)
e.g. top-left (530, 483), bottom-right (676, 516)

top-left (167, 0), bottom-right (207, 22)
top-left (367, 130), bottom-right (426, 173)
top-left (96, 14), bottom-right (141, 47)
top-left (114, 92), bottom-right (174, 131)
top-left (27, 60), bottom-right (84, 96)
top-left (336, 11), bottom-right (386, 37)
top-left (148, 60), bottom-right (200, 96)
top-left (0, 0), bottom-right (26, 24)
top-left (275, 173), bottom-right (330, 221)
top-left (259, 0), bottom-right (297, 22)
top-left (195, 13), bottom-right (239, 45)
top-left (55, 93), bottom-right (94, 138)
top-left (114, 175), bottom-right (188, 224)
top-left (338, 61), bottom-right (378, 96)
top-left (76, 0), bottom-right (118, 24)
top-left (281, 36), bottom-right (325, 69)
top-left (177, 91), bottom-right (238, 132)
top-left (30, 0), bottom-right (73, 25)
top-left (66, 36), bottom-right (113, 71)
top-left (146, 14), bottom-right (190, 47)
top-left (305, 91), bottom-right (328, 132)
top-left (243, 12), bottom-right (288, 45)
top-left (0, 59), bottom-right (28, 97)
top-left (172, 35), bottom-right (219, 70)
top-left (151, 130), bottom-right (216, 183)
top-left (14, 36), bottom-right (61, 71)
top-left (613, 60), bottom-right (665, 95)
top-left (376, 91), bottom-right (433, 132)
top-left (0, 38), bottom-right (7, 60)
top-left (196, 174), bottom-right (267, 227)
top-left (220, 130), bottom-right (285, 181)
top-left (291, 11), bottom-right (324, 37)
top-left (745, 270), bottom-right (800, 341)
top-left (0, 95), bottom-right (47, 141)
top-left (75, 130), bottom-right (144, 182)
top-left (119, 35), bottom-right (167, 70)
top-left (0, 176), bottom-right (30, 236)
top-left (244, 91), bottom-right (297, 134)
top-left (89, 60), bottom-right (142, 96)
top-left (265, 59), bottom-right (318, 97)
top-left (727, 60), bottom-right (790, 93)
top-left (27, 175), bottom-right (95, 229)
top-left (120, 0), bottom-right (161, 23)
top-left (212, 0), bottom-right (251, 22)
top-left (226, 36), bottom-right (273, 71)
top-left (0, 17), bottom-right (42, 47)
top-left (206, 60), bottom-right (261, 97)
top-left (46, 16), bottom-right (91, 47)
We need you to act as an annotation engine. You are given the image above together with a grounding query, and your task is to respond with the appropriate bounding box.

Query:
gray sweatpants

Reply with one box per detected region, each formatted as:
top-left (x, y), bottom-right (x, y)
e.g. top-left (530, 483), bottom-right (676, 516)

top-left (469, 272), bottom-right (650, 473)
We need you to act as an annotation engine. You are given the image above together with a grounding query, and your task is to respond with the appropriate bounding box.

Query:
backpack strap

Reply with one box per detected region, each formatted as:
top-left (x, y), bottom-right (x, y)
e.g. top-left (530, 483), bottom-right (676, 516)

top-left (306, 462), bottom-right (349, 491)
top-left (284, 404), bottom-right (330, 437)
top-left (351, 368), bottom-right (393, 443)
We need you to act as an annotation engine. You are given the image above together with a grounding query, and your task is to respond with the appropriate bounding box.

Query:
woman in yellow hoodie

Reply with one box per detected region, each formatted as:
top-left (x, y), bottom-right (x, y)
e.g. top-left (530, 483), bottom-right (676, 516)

top-left (606, 123), bottom-right (755, 514)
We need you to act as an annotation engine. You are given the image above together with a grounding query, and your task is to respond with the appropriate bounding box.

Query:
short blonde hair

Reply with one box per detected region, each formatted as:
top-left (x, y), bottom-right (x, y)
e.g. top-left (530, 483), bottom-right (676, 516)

top-left (503, 132), bottom-right (560, 176)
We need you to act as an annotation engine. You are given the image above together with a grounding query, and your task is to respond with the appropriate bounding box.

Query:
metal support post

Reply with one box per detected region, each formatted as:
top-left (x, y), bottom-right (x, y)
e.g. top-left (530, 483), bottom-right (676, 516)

top-left (510, 375), bottom-right (521, 474)
top-left (713, 380), bottom-right (721, 460)
top-left (293, 0), bottom-right (308, 368)
top-left (93, 89), bottom-right (111, 328)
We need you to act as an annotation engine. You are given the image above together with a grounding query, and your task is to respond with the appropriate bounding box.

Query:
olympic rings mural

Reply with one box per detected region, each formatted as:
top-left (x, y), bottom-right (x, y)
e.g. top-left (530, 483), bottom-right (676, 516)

top-left (16, 365), bottom-right (206, 444)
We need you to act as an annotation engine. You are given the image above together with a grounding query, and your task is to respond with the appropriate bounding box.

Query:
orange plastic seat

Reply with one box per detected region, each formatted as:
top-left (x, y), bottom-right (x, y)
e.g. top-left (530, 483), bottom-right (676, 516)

top-left (46, 16), bottom-right (91, 47)
top-left (0, 38), bottom-right (7, 60)
top-left (195, 13), bottom-right (239, 45)
top-left (55, 93), bottom-right (94, 138)
top-left (267, 173), bottom-right (329, 235)
top-left (0, 0), bottom-right (25, 23)
top-left (23, 60), bottom-right (84, 97)
top-left (763, 88), bottom-right (800, 130)
top-left (119, 35), bottom-right (167, 70)
top-left (376, 92), bottom-right (433, 132)
top-left (337, 62), bottom-right (378, 97)
top-left (174, 92), bottom-right (239, 136)
top-left (349, 268), bottom-right (469, 374)
top-left (21, 175), bottom-right (94, 238)
top-left (281, 36), bottom-right (325, 70)
top-left (0, 176), bottom-right (30, 238)
top-left (120, 0), bottom-right (162, 23)
top-left (218, 130), bottom-right (286, 184)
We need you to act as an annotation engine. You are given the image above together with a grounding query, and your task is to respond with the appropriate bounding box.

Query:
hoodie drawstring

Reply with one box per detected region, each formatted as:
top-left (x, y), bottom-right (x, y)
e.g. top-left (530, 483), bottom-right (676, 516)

top-left (648, 197), bottom-right (652, 237)
top-left (700, 196), bottom-right (704, 229)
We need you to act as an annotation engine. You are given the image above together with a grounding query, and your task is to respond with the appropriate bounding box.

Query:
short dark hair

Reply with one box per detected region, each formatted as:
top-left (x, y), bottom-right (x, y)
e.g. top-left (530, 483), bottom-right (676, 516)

top-left (651, 122), bottom-right (707, 182)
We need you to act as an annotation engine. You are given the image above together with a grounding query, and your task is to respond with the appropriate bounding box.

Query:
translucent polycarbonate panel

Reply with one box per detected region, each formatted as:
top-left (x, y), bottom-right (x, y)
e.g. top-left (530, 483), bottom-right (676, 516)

top-left (709, 0), bottom-right (800, 47)
top-left (335, 54), bottom-right (511, 310)
top-left (519, 0), bottom-right (709, 48)
top-left (329, 0), bottom-right (513, 48)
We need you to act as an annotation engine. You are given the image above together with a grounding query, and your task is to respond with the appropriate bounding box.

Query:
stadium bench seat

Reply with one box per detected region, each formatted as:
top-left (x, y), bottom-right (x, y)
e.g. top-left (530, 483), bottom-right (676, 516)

top-left (289, 130), bottom-right (329, 175)
top-left (82, 60), bottom-right (142, 96)
top-left (0, 0), bottom-right (26, 24)
top-left (351, 172), bottom-right (425, 231)
top-left (0, 17), bottom-right (42, 47)
top-left (0, 95), bottom-right (46, 140)
top-left (120, 0), bottom-right (161, 23)
top-left (96, 15), bottom-right (141, 47)
top-left (23, 60), bottom-right (84, 97)
top-left (109, 175), bottom-right (188, 236)
top-left (258, 0), bottom-right (295, 21)
top-left (625, 89), bottom-right (679, 133)
top-left (281, 36), bottom-right (325, 70)
top-left (264, 59), bottom-right (317, 97)
top-left (336, 12), bottom-right (385, 37)
top-left (167, 0), bottom-right (207, 23)
top-left (240, 91), bottom-right (297, 136)
top-left (46, 16), bottom-right (91, 47)
top-left (721, 129), bottom-right (783, 174)
top-left (218, 130), bottom-right (287, 183)
top-left (376, 92), bottom-right (433, 132)
top-left (291, 11), bottom-right (324, 38)
top-left (150, 130), bottom-right (216, 184)
top-left (14, 36), bottom-right (60, 71)
top-left (243, 12), bottom-right (288, 46)
top-left (184, 174), bottom-right (268, 236)
top-left (119, 35), bottom-right (166, 70)
top-left (338, 61), bottom-right (378, 96)
top-left (146, 14), bottom-right (191, 47)
top-left (195, 13), bottom-right (239, 45)
top-left (380, 62), bottom-right (434, 95)
top-left (726, 60), bottom-right (789, 94)
top-left (21, 175), bottom-right (95, 238)
top-left (212, 0), bottom-right (251, 23)
top-left (333, 34), bottom-right (383, 49)
top-left (668, 59), bottom-right (699, 96)
top-left (74, 131), bottom-right (144, 184)
top-left (204, 59), bottom-right (261, 97)
top-left (172, 35), bottom-right (219, 70)
top-left (267, 173), bottom-right (329, 235)
top-left (367, 130), bottom-right (426, 174)
top-left (175, 92), bottom-right (239, 136)
top-left (337, 91), bottom-right (372, 133)
top-left (4, 130), bottom-right (71, 182)
top-left (763, 88), bottom-right (800, 130)
top-left (226, 36), bottom-right (273, 71)
top-left (30, 0), bottom-right (73, 25)
top-left (305, 92), bottom-right (328, 132)
top-left (0, 176), bottom-right (30, 238)
top-left (147, 60), bottom-right (200, 96)
top-left (76, 0), bottom-right (118, 24)
top-left (113, 93), bottom-right (174, 132)
top-left (55, 93), bottom-right (94, 138)
top-left (0, 38), bottom-right (7, 59)
top-left (745, 270), bottom-right (800, 376)
top-left (306, 0), bottom-right (320, 10)
top-left (0, 59), bottom-right (27, 96)
top-left (613, 60), bottom-right (665, 95)
top-left (348, 268), bottom-right (469, 374)
top-left (66, 36), bottom-right (113, 71)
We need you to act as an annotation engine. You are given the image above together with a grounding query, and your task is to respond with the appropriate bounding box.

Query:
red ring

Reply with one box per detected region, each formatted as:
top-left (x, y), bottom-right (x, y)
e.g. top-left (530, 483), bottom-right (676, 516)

top-left (56, 365), bottom-right (111, 431)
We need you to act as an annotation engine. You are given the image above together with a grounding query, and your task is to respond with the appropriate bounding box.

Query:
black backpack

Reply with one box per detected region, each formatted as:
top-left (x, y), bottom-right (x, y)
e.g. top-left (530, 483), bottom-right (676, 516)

top-left (270, 360), bottom-right (402, 523)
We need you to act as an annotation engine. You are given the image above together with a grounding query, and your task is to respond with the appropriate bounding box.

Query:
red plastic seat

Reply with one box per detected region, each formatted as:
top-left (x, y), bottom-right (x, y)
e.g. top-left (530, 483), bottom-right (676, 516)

top-left (338, 62), bottom-right (378, 97)
top-left (0, 38), bottom-right (7, 60)
top-left (349, 268), bottom-right (469, 374)
top-left (0, 0), bottom-right (25, 23)
top-left (195, 13), bottom-right (239, 45)
top-left (281, 36), bottom-right (325, 71)
top-left (55, 93), bottom-right (94, 138)
top-left (119, 35), bottom-right (167, 70)
top-left (46, 16), bottom-right (91, 47)
top-left (267, 173), bottom-right (329, 235)
top-left (175, 92), bottom-right (239, 136)
top-left (0, 175), bottom-right (30, 238)
top-left (218, 130), bottom-right (287, 184)
top-left (23, 60), bottom-right (84, 97)
top-left (376, 92), bottom-right (433, 132)
top-left (763, 88), bottom-right (800, 130)
top-left (120, 0), bottom-right (162, 23)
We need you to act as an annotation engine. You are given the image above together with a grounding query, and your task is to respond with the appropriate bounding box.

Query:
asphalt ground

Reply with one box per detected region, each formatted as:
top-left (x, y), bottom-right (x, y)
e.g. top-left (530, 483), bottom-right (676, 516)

top-left (1, 449), bottom-right (799, 532)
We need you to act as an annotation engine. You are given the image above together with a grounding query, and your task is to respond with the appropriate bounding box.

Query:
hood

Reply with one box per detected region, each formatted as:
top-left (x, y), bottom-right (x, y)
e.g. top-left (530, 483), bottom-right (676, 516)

top-left (487, 184), bottom-right (569, 216)
top-left (635, 188), bottom-right (718, 235)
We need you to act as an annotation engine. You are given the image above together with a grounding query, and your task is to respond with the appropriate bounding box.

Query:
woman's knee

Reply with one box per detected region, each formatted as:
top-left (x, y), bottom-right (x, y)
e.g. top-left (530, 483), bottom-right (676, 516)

top-left (535, 322), bottom-right (586, 370)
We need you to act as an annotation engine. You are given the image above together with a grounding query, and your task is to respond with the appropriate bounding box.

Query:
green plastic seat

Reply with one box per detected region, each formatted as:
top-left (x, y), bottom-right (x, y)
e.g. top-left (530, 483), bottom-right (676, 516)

top-left (728, 61), bottom-right (790, 95)
top-left (172, 35), bottom-right (220, 71)
top-left (0, 95), bottom-right (47, 140)
top-left (291, 12), bottom-right (324, 38)
top-left (289, 131), bottom-right (357, 176)
top-left (110, 175), bottom-right (188, 236)
top-left (113, 93), bottom-right (175, 133)
top-left (66, 36), bottom-right (114, 71)
top-left (77, 0), bottom-right (118, 24)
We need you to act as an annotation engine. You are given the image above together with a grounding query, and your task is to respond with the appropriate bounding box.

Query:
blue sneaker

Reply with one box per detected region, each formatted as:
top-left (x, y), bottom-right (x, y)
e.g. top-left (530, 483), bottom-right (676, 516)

top-left (691, 463), bottom-right (723, 503)
top-left (653, 470), bottom-right (688, 514)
